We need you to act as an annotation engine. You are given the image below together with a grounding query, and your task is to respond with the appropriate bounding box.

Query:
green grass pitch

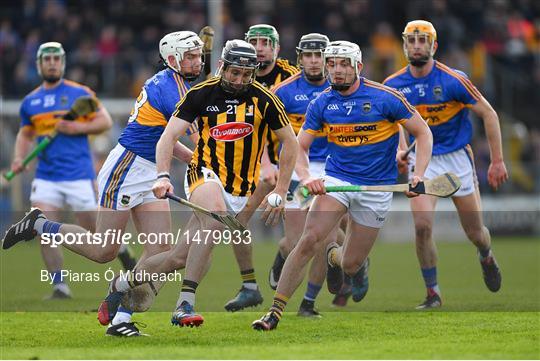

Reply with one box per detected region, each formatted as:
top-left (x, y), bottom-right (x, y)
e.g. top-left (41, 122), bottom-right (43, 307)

top-left (1, 237), bottom-right (539, 359)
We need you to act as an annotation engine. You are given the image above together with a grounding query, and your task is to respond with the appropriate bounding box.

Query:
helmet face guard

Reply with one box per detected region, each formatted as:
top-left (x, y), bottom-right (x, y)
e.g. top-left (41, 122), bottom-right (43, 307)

top-left (36, 42), bottom-right (66, 82)
top-left (159, 31), bottom-right (204, 79)
top-left (296, 33), bottom-right (329, 82)
top-left (245, 24), bottom-right (279, 69)
top-left (218, 40), bottom-right (259, 95)
top-left (402, 20), bottom-right (437, 66)
top-left (323, 41), bottom-right (362, 91)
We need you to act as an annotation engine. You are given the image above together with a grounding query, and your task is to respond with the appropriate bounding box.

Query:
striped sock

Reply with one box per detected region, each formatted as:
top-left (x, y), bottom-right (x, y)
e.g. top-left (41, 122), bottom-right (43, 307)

top-left (241, 268), bottom-right (258, 290)
top-left (304, 282), bottom-right (322, 302)
top-left (178, 279), bottom-right (198, 307)
top-left (421, 267), bottom-right (440, 295)
top-left (478, 246), bottom-right (492, 260)
top-left (34, 218), bottom-right (61, 235)
top-left (112, 271), bottom-right (139, 293)
top-left (270, 293), bottom-right (289, 319)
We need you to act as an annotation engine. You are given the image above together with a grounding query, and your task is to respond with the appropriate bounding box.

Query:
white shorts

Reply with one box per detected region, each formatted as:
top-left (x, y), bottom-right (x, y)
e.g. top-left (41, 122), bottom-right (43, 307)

top-left (409, 145), bottom-right (477, 197)
top-left (30, 178), bottom-right (97, 211)
top-left (287, 161), bottom-right (326, 209)
top-left (323, 174), bottom-right (393, 228)
top-left (184, 166), bottom-right (248, 215)
top-left (97, 144), bottom-right (161, 210)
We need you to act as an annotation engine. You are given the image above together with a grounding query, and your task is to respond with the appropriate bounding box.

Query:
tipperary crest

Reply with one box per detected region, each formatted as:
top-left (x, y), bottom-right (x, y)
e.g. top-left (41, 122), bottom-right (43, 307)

top-left (433, 86), bottom-right (443, 100)
top-left (120, 195), bottom-right (131, 206)
top-left (362, 102), bottom-right (371, 113)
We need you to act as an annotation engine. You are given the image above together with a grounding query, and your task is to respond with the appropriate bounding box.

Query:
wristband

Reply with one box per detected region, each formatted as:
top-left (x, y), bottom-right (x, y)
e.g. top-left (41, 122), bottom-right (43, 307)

top-left (157, 172), bottom-right (170, 180)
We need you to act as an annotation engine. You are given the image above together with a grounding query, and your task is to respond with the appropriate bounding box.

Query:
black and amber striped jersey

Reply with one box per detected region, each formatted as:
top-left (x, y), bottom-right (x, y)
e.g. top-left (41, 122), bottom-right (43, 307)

top-left (257, 58), bottom-right (299, 164)
top-left (172, 77), bottom-right (290, 196)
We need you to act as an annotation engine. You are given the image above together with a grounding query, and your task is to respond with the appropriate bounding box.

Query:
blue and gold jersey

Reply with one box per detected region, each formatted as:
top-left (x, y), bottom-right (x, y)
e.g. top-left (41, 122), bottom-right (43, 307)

top-left (273, 71), bottom-right (329, 162)
top-left (383, 61), bottom-right (481, 155)
top-left (303, 78), bottom-right (415, 185)
top-left (118, 69), bottom-right (194, 163)
top-left (19, 79), bottom-right (100, 181)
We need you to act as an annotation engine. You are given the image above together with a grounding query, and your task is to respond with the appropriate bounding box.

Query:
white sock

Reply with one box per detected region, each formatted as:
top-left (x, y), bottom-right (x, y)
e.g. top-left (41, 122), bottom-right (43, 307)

top-left (118, 243), bottom-right (128, 253)
top-left (111, 310), bottom-right (132, 326)
top-left (243, 282), bottom-right (258, 291)
top-left (34, 217), bottom-right (47, 234)
top-left (53, 283), bottom-right (71, 295)
top-left (177, 292), bottom-right (195, 309)
top-left (113, 272), bottom-right (133, 293)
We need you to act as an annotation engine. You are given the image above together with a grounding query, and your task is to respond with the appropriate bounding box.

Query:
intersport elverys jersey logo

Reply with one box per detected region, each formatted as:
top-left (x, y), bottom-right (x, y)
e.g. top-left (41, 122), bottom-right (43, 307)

top-left (210, 123), bottom-right (254, 142)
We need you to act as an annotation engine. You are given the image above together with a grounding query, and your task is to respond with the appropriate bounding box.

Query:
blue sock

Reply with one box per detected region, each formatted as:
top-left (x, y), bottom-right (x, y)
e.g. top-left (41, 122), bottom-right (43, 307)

top-left (42, 220), bottom-right (61, 235)
top-left (118, 306), bottom-right (133, 316)
top-left (304, 282), bottom-right (322, 302)
top-left (421, 267), bottom-right (438, 289)
top-left (51, 270), bottom-right (65, 285)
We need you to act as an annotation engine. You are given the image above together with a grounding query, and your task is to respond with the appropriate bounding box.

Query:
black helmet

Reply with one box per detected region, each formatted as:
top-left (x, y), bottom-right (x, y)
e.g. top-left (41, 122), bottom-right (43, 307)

top-left (296, 33), bottom-right (329, 81)
top-left (219, 39), bottom-right (259, 95)
top-left (296, 33), bottom-right (329, 54)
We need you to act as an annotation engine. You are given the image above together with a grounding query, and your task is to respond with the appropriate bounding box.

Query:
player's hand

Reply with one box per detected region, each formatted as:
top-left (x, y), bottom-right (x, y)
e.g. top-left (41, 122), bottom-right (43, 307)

top-left (405, 175), bottom-right (423, 198)
top-left (302, 177), bottom-right (326, 195)
top-left (152, 178), bottom-right (174, 199)
top-left (55, 120), bottom-right (84, 135)
top-left (260, 163), bottom-right (278, 186)
top-left (10, 158), bottom-right (26, 174)
top-left (259, 189), bottom-right (286, 226)
top-left (487, 160), bottom-right (508, 191)
top-left (396, 150), bottom-right (409, 175)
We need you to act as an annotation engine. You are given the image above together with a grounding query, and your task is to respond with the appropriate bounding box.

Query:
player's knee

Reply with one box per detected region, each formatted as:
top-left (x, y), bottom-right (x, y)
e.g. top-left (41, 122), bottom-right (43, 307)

top-left (341, 255), bottom-right (364, 276)
top-left (96, 248), bottom-right (118, 263)
top-left (296, 231), bottom-right (320, 258)
top-left (463, 225), bottom-right (485, 243)
top-left (415, 221), bottom-right (432, 242)
top-left (166, 250), bottom-right (187, 271)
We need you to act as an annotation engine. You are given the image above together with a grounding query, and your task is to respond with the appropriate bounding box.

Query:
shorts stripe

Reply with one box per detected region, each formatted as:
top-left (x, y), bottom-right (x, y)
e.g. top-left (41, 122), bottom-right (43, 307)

top-left (464, 144), bottom-right (479, 189)
top-left (186, 165), bottom-right (205, 195)
top-left (100, 149), bottom-right (136, 209)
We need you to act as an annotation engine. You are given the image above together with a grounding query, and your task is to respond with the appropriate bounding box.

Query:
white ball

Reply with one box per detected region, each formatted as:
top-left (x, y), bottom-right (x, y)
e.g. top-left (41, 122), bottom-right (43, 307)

top-left (267, 193), bottom-right (283, 208)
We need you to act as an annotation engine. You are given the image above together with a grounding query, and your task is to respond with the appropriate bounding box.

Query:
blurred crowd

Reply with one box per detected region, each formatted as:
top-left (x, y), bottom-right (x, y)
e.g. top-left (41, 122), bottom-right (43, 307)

top-left (0, 0), bottom-right (539, 193)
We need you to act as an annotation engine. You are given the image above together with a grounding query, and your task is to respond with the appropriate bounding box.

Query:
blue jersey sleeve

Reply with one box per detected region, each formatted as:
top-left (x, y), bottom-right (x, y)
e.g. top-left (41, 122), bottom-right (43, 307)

top-left (302, 99), bottom-right (323, 135)
top-left (383, 89), bottom-right (415, 123)
top-left (449, 70), bottom-right (481, 106)
top-left (19, 99), bottom-right (32, 128)
top-left (274, 86), bottom-right (291, 112)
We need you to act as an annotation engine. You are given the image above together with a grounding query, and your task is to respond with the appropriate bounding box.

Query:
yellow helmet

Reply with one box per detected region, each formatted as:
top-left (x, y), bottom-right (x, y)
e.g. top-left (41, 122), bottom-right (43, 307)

top-left (402, 20), bottom-right (437, 42)
top-left (402, 20), bottom-right (437, 61)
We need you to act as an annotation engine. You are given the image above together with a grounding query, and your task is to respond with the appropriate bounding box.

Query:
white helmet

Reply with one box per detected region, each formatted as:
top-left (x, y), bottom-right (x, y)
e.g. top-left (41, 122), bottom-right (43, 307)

top-left (323, 41), bottom-right (362, 90)
top-left (159, 31), bottom-right (204, 78)
top-left (36, 42), bottom-right (66, 80)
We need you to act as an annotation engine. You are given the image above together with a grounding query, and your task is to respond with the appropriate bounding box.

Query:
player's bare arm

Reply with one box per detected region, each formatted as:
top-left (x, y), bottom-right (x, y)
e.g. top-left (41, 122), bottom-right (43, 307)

top-left (260, 124), bottom-right (298, 226)
top-left (470, 97), bottom-right (508, 190)
top-left (153, 115), bottom-right (191, 198)
top-left (260, 145), bottom-right (279, 186)
top-left (296, 129), bottom-right (325, 195)
top-left (172, 141), bottom-right (193, 163)
top-left (55, 106), bottom-right (112, 135)
top-left (401, 111), bottom-right (433, 196)
top-left (396, 125), bottom-right (410, 174)
top-left (11, 126), bottom-right (35, 173)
